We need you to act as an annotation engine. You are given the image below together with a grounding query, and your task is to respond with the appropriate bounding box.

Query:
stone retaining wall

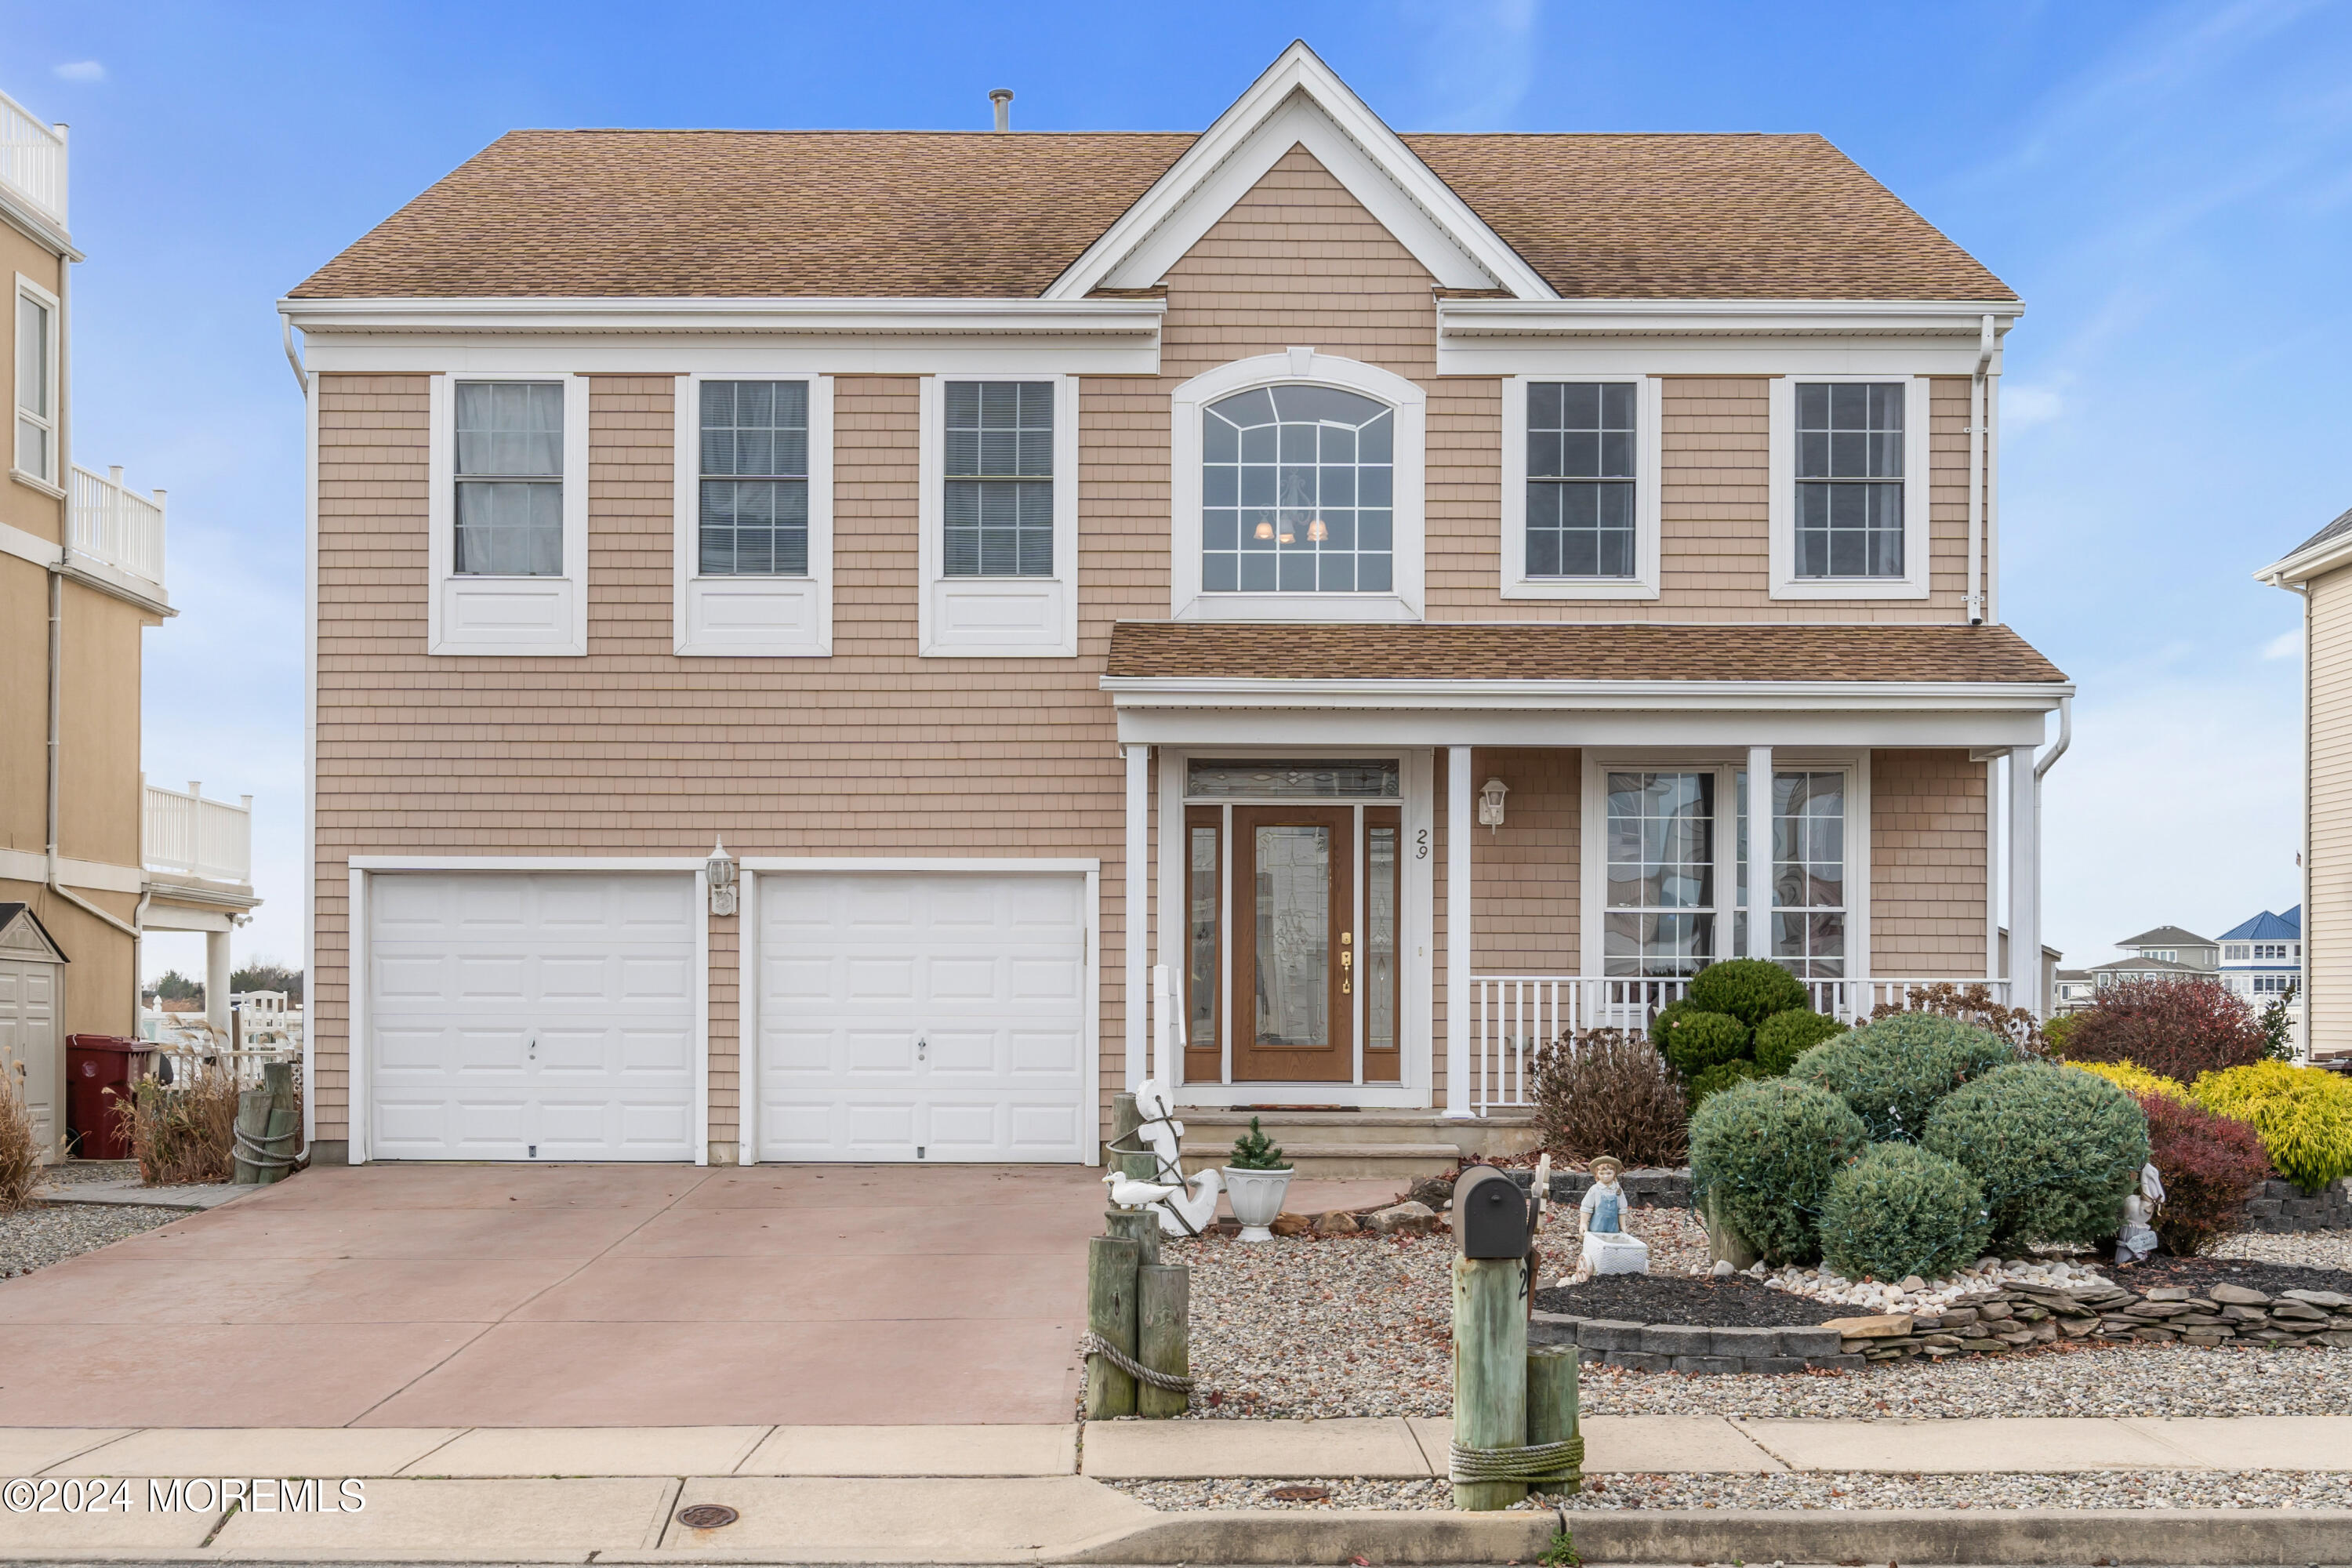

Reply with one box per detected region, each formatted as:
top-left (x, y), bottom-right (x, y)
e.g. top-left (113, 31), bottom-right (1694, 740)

top-left (1537, 1279), bottom-right (2352, 1375)
top-left (2245, 1176), bottom-right (2352, 1232)
top-left (1506, 1167), bottom-right (1694, 1209)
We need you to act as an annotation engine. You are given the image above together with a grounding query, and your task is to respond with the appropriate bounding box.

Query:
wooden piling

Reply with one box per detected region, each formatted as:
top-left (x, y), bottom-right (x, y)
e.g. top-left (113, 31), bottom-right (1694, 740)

top-left (1085, 1235), bottom-right (1141, 1419)
top-left (1105, 1207), bottom-right (1160, 1269)
top-left (1451, 1254), bottom-right (1529, 1511)
top-left (1526, 1344), bottom-right (1582, 1494)
top-left (234, 1061), bottom-right (299, 1186)
top-left (1137, 1262), bottom-right (1190, 1418)
top-left (1110, 1092), bottom-right (1153, 1180)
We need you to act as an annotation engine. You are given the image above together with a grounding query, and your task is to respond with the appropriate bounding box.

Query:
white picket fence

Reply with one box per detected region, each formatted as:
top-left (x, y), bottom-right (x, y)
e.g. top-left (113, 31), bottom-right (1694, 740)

top-left (1468, 974), bottom-right (2015, 1114)
top-left (153, 1045), bottom-right (299, 1091)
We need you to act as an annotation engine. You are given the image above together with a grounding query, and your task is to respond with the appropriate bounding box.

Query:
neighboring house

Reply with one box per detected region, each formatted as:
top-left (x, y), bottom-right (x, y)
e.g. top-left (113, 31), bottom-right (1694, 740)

top-left (2216, 906), bottom-right (2301, 1005)
top-left (2114, 924), bottom-right (2220, 973)
top-left (0, 85), bottom-right (260, 1158)
top-left (2053, 967), bottom-right (2094, 1014)
top-left (2261, 510), bottom-right (2352, 1060)
top-left (280, 45), bottom-right (2069, 1172)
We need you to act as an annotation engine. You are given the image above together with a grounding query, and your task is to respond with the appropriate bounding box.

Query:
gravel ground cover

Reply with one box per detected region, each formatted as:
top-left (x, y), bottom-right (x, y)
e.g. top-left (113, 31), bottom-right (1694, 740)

top-left (34, 1159), bottom-right (138, 1189)
top-left (1106, 1476), bottom-right (1487, 1512)
top-left (0, 1200), bottom-right (181, 1280)
top-left (2108, 1254), bottom-right (2352, 1297)
top-left (1537, 1274), bottom-right (1848, 1327)
top-left (2216, 1229), bottom-right (2352, 1271)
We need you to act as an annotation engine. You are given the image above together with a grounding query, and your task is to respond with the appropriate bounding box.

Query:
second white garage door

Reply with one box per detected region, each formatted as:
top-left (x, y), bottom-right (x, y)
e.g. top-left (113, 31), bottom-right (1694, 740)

top-left (753, 871), bottom-right (1091, 1163)
top-left (368, 872), bottom-right (698, 1161)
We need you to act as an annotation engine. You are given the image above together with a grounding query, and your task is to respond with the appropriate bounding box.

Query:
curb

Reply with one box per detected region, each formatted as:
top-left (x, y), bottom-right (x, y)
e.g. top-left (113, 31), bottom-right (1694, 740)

top-left (1054, 1505), bottom-right (2352, 1566)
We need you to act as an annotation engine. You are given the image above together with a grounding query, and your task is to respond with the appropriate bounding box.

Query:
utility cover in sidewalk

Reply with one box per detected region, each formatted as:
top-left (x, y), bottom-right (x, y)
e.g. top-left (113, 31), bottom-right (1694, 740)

top-left (676, 1505), bottom-right (739, 1530)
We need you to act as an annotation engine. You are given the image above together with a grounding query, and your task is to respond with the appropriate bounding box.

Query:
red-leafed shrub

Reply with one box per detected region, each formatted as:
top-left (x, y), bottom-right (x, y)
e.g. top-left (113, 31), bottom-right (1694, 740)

top-left (2137, 1089), bottom-right (2270, 1257)
top-left (2059, 978), bottom-right (2266, 1082)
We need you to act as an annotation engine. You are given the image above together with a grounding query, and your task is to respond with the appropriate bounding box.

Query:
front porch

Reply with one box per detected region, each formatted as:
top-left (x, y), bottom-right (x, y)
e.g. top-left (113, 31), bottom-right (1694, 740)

top-left (1104, 622), bottom-right (2069, 1160)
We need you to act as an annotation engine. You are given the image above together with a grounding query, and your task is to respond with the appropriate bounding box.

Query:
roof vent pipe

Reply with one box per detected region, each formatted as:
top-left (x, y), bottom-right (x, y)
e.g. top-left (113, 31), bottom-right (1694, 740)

top-left (989, 89), bottom-right (1014, 132)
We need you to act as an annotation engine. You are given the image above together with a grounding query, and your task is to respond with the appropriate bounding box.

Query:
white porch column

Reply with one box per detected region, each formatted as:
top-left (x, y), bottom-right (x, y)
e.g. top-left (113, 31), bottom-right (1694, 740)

top-left (1745, 745), bottom-right (1773, 960)
top-left (1445, 745), bottom-right (1473, 1118)
top-left (2008, 743), bottom-right (2040, 1015)
top-left (1124, 743), bottom-right (1149, 1090)
top-left (205, 928), bottom-right (232, 1032)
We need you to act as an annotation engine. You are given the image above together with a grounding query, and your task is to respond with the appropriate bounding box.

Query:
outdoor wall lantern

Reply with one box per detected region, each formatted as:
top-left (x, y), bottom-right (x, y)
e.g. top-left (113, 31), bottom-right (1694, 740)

top-left (1478, 777), bottom-right (1510, 835)
top-left (707, 838), bottom-right (738, 917)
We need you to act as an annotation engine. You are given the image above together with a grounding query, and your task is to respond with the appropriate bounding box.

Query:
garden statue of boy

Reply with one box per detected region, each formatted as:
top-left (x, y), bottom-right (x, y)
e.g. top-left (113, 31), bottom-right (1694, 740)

top-left (1577, 1156), bottom-right (1650, 1276)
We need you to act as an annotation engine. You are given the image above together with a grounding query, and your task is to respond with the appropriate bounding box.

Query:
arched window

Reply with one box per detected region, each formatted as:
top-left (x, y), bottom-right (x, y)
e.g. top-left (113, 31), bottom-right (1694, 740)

top-left (1200, 385), bottom-right (1394, 594)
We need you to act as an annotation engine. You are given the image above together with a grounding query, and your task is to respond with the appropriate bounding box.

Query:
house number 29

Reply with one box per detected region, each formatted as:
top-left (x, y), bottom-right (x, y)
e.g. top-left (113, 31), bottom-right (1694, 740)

top-left (1415, 829), bottom-right (1430, 860)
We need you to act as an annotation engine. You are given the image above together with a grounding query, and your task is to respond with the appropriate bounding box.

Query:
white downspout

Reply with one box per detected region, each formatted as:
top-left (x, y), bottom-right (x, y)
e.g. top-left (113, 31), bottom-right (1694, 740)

top-left (1966, 314), bottom-right (1994, 625)
top-left (2027, 694), bottom-right (2072, 1013)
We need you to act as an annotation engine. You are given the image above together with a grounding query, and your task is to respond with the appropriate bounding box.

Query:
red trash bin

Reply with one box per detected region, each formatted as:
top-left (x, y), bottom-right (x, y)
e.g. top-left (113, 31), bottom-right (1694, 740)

top-left (66, 1036), bottom-right (153, 1160)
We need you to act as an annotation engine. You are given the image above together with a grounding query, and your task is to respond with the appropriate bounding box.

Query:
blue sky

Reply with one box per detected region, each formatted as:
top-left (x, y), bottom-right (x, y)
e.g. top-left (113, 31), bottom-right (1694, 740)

top-left (7, 0), bottom-right (2348, 980)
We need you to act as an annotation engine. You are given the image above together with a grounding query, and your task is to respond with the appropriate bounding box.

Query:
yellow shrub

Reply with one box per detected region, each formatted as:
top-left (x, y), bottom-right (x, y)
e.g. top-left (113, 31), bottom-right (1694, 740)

top-left (2191, 1062), bottom-right (2352, 1190)
top-left (2068, 1060), bottom-right (2190, 1105)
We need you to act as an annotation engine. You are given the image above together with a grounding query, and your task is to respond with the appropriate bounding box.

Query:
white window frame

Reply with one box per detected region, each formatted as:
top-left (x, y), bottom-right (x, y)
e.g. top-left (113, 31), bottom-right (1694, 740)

top-left (1500, 374), bottom-right (1661, 600)
top-left (917, 372), bottom-right (1078, 658)
top-left (1768, 374), bottom-right (1931, 601)
top-left (1170, 348), bottom-right (1426, 622)
top-left (1577, 750), bottom-right (1871, 981)
top-left (13, 274), bottom-right (61, 495)
top-left (425, 372), bottom-right (589, 657)
top-left (671, 373), bottom-right (833, 657)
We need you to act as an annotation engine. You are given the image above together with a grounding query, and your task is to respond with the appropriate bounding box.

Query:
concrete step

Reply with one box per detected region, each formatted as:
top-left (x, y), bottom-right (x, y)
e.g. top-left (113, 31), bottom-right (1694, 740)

top-left (1173, 1142), bottom-right (1465, 1180)
top-left (1173, 1109), bottom-right (1533, 1148)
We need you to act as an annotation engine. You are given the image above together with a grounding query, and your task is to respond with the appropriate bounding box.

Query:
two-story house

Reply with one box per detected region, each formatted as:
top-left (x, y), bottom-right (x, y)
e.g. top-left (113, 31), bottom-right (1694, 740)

top-left (2262, 508), bottom-right (2349, 1062)
top-left (2217, 907), bottom-right (2300, 1004)
top-left (280, 45), bottom-right (2069, 1171)
top-left (1, 84), bottom-right (261, 1159)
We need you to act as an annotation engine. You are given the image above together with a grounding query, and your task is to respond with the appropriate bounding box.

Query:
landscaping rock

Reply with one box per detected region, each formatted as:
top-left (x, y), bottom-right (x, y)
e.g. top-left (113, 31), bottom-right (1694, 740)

top-left (1405, 1176), bottom-right (1454, 1210)
top-left (2209, 1283), bottom-right (2272, 1305)
top-left (1364, 1200), bottom-right (1439, 1236)
top-left (1312, 1210), bottom-right (1359, 1237)
top-left (1269, 1211), bottom-right (1313, 1238)
top-left (1820, 1312), bottom-right (1914, 1338)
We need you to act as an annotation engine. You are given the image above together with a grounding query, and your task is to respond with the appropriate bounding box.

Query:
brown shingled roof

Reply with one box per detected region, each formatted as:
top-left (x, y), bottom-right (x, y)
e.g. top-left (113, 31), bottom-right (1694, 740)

top-left (290, 129), bottom-right (2013, 303)
top-left (1103, 622), bottom-right (2066, 684)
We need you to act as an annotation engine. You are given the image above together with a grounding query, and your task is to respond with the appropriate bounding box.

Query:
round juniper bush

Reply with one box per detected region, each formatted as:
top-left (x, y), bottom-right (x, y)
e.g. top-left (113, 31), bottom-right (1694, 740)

top-left (1688, 958), bottom-right (1810, 1029)
top-left (1688, 1057), bottom-right (1771, 1105)
top-left (1752, 1009), bottom-right (1847, 1076)
top-left (1661, 1010), bottom-right (1751, 1079)
top-left (1921, 1062), bottom-right (2151, 1250)
top-left (1647, 998), bottom-right (1698, 1051)
top-left (1818, 1142), bottom-right (1993, 1283)
top-left (1790, 1012), bottom-right (2017, 1142)
top-left (1688, 1076), bottom-right (1871, 1266)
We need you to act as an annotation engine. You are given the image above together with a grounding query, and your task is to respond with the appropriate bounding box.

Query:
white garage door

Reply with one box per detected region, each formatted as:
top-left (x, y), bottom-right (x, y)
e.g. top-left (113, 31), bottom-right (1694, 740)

top-left (755, 871), bottom-right (1089, 1162)
top-left (368, 872), bottom-right (697, 1161)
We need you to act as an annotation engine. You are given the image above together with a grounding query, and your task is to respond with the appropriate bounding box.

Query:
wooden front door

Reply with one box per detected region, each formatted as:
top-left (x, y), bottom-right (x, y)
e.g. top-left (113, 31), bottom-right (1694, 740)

top-left (1232, 806), bottom-right (1354, 1082)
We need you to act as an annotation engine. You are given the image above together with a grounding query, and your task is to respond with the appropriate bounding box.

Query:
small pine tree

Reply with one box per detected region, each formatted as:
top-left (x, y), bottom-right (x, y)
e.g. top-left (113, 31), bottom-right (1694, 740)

top-left (2258, 987), bottom-right (2299, 1062)
top-left (1228, 1116), bottom-right (1287, 1170)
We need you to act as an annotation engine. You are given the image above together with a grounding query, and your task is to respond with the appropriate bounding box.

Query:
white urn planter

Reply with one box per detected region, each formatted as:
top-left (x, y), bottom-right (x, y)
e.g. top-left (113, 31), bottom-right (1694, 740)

top-left (1222, 1167), bottom-right (1294, 1242)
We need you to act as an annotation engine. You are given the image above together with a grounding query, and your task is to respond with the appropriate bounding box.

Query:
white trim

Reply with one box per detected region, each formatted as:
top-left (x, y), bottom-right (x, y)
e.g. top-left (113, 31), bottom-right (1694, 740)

top-left (1403, 747), bottom-right (1435, 1105)
top-left (303, 358), bottom-right (318, 1160)
top-left (1084, 866), bottom-right (1102, 1166)
top-left (13, 273), bottom-right (60, 488)
top-left (671, 372), bottom-right (834, 657)
top-left (10, 466), bottom-right (64, 499)
top-left (1444, 745), bottom-right (1472, 1116)
top-left (693, 869), bottom-right (711, 1166)
top-left (1124, 743), bottom-right (1150, 1091)
top-left (1499, 375), bottom-right (1662, 601)
top-left (425, 370), bottom-right (590, 656)
top-left (738, 855), bottom-right (1103, 874)
top-left (282, 294), bottom-right (1163, 336)
top-left (2260, 528), bottom-right (2352, 589)
top-left (347, 866), bottom-right (369, 1164)
top-left (0, 847), bottom-right (143, 895)
top-left (1744, 746), bottom-right (1772, 960)
top-left (1168, 350), bottom-right (1427, 622)
top-left (1044, 42), bottom-right (1552, 303)
top-left (737, 869), bottom-right (759, 1167)
top-left (1118, 707), bottom-right (2055, 751)
top-left (1105, 675), bottom-right (2072, 713)
top-left (1768, 375), bottom-right (1932, 601)
top-left (349, 855), bottom-right (718, 872)
top-left (916, 373), bottom-right (1079, 658)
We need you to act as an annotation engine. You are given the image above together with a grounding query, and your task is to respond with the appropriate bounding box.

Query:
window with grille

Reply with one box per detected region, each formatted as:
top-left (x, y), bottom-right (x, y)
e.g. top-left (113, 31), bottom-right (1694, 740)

top-left (699, 380), bottom-right (808, 575)
top-left (1526, 382), bottom-right (1635, 578)
top-left (1736, 771), bottom-right (1847, 978)
top-left (15, 286), bottom-right (55, 484)
top-left (943, 381), bottom-right (1054, 577)
top-left (1603, 771), bottom-right (1716, 978)
top-left (454, 382), bottom-right (564, 576)
top-left (1200, 384), bottom-right (1393, 593)
top-left (1794, 382), bottom-right (1905, 578)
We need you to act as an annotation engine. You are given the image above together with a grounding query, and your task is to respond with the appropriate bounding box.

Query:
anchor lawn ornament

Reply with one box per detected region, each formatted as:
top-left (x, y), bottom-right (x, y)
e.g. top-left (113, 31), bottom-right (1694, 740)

top-left (1109, 1077), bottom-right (1223, 1237)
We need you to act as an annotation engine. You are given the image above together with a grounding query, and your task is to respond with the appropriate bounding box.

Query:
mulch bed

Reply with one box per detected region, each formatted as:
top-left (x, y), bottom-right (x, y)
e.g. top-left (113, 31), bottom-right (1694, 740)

top-left (2111, 1254), bottom-right (2352, 1296)
top-left (1534, 1273), bottom-right (1847, 1327)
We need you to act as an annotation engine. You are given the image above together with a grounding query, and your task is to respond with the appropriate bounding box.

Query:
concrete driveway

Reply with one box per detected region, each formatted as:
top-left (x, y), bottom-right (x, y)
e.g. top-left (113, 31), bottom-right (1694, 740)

top-left (0, 1163), bottom-right (1102, 1428)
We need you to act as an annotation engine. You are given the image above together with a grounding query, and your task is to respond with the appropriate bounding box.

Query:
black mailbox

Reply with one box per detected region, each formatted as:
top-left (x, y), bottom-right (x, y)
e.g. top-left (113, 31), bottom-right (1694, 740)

top-left (1456, 1165), bottom-right (1536, 1259)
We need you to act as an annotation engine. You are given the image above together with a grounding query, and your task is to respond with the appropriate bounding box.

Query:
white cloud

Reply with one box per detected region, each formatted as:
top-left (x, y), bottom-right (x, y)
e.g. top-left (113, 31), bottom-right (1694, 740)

top-left (51, 60), bottom-right (105, 82)
top-left (2264, 629), bottom-right (2303, 659)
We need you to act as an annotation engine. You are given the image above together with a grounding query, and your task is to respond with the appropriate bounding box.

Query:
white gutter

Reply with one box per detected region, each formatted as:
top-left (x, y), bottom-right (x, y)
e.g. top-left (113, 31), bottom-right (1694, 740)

top-left (1967, 314), bottom-right (1994, 624)
top-left (1101, 674), bottom-right (2073, 713)
top-left (1437, 297), bottom-right (2024, 338)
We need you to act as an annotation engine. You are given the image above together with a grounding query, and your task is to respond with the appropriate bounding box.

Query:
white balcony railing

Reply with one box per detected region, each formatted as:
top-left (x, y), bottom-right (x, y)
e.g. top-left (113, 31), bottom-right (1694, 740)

top-left (69, 465), bottom-right (167, 593)
top-left (0, 88), bottom-right (66, 226)
top-left (143, 779), bottom-right (252, 885)
top-left (1468, 974), bottom-right (2016, 1114)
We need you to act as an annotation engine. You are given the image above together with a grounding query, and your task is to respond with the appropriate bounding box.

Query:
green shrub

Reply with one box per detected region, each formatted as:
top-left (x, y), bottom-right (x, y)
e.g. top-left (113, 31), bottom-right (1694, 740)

top-left (1922, 1062), bottom-right (2150, 1249)
top-left (1754, 1010), bottom-right (1846, 1076)
top-left (1791, 1012), bottom-right (2017, 1142)
top-left (1690, 958), bottom-right (1809, 1029)
top-left (1818, 1142), bottom-right (1992, 1283)
top-left (1689, 1077), bottom-right (1871, 1265)
top-left (1661, 1011), bottom-right (1751, 1078)
top-left (1647, 998), bottom-right (1698, 1051)
top-left (2191, 1062), bottom-right (2352, 1190)
top-left (2040, 1011), bottom-right (2082, 1054)
top-left (1689, 1058), bottom-right (1770, 1105)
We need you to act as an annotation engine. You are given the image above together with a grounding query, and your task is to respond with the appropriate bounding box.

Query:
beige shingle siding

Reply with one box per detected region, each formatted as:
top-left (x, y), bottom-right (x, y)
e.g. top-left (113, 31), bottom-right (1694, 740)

top-left (1869, 749), bottom-right (1991, 978)
top-left (1467, 748), bottom-right (1581, 976)
top-left (2309, 568), bottom-right (2352, 1055)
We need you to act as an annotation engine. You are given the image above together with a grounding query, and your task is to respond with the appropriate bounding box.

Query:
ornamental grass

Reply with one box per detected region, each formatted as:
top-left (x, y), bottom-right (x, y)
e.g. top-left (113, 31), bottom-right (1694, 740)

top-left (110, 1064), bottom-right (241, 1186)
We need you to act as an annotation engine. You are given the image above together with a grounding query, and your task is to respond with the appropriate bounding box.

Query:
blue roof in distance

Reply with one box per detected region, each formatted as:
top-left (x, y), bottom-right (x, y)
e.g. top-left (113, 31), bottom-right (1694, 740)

top-left (2218, 906), bottom-right (2301, 942)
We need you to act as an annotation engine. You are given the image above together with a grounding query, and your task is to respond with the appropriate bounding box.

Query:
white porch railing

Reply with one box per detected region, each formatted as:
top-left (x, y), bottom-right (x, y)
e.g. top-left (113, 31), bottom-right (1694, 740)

top-left (143, 779), bottom-right (252, 884)
top-left (1468, 975), bottom-right (2016, 1113)
top-left (0, 88), bottom-right (66, 226)
top-left (69, 465), bottom-right (168, 592)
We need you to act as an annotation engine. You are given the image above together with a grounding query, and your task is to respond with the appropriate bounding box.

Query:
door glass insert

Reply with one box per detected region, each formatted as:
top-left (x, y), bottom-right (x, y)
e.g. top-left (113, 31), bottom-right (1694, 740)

top-left (1254, 825), bottom-right (1331, 1047)
top-left (1604, 771), bottom-right (1715, 977)
top-left (1188, 758), bottom-right (1399, 799)
top-left (1367, 825), bottom-right (1398, 1053)
top-left (1188, 824), bottom-right (1219, 1058)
